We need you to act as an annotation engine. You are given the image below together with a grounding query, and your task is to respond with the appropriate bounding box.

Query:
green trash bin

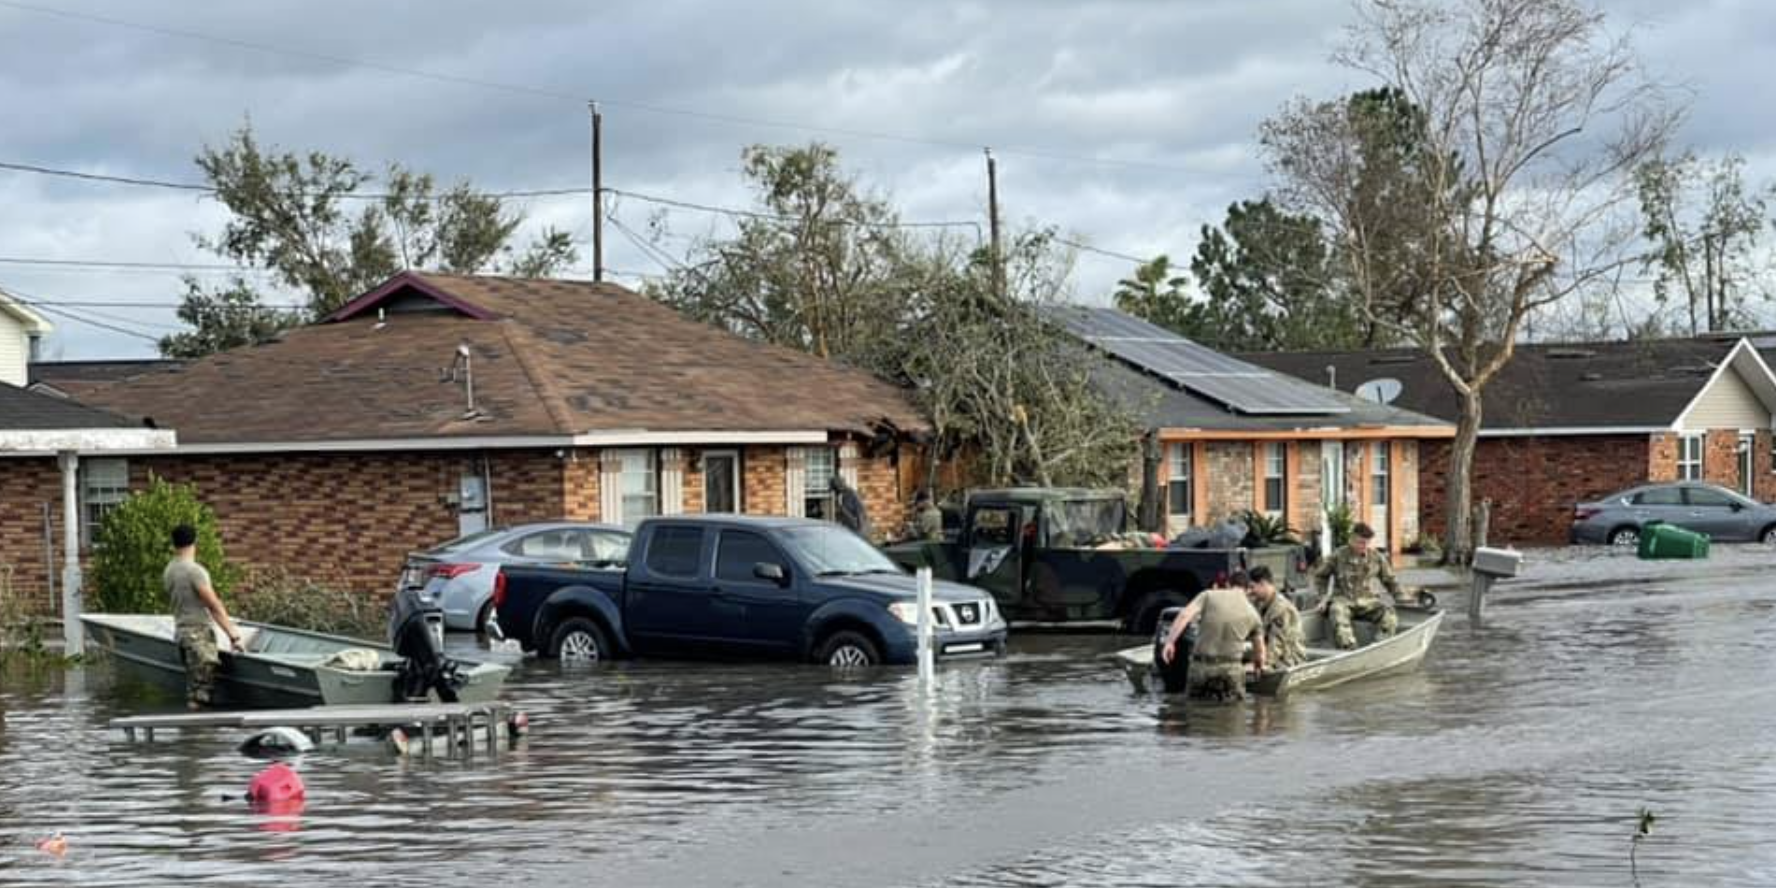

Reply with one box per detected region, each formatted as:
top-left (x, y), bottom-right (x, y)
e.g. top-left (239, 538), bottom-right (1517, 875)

top-left (1637, 523), bottom-right (1711, 560)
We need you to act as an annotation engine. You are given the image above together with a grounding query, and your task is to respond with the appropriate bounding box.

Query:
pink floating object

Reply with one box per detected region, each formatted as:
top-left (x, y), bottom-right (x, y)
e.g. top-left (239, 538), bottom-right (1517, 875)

top-left (36, 832), bottom-right (67, 856)
top-left (245, 762), bottom-right (306, 804)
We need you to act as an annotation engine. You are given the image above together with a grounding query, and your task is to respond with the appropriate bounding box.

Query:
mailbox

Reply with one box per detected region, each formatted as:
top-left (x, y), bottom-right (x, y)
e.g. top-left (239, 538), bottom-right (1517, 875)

top-left (1472, 546), bottom-right (1522, 578)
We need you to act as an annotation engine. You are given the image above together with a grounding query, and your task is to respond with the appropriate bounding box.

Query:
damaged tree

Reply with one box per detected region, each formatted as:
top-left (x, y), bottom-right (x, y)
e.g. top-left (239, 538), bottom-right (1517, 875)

top-left (1262, 0), bottom-right (1676, 563)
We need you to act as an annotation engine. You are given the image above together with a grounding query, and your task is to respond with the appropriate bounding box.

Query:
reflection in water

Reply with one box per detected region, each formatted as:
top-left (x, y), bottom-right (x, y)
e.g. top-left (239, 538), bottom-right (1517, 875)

top-left (3, 552), bottom-right (1776, 886)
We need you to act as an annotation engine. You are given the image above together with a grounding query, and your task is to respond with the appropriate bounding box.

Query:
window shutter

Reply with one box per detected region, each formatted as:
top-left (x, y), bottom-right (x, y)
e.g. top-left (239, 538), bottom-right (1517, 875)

top-left (785, 447), bottom-right (806, 517)
top-left (659, 448), bottom-right (685, 516)
top-left (838, 442), bottom-right (860, 488)
top-left (598, 450), bottom-right (623, 524)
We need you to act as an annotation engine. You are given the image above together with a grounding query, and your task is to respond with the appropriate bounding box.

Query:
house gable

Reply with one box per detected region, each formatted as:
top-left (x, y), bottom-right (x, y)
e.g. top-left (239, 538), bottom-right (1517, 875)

top-left (1672, 339), bottom-right (1776, 432)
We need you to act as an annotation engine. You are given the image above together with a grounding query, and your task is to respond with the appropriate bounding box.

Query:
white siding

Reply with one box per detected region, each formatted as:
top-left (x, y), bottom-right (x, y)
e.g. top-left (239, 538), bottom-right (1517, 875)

top-left (1679, 368), bottom-right (1771, 431)
top-left (0, 315), bottom-right (27, 387)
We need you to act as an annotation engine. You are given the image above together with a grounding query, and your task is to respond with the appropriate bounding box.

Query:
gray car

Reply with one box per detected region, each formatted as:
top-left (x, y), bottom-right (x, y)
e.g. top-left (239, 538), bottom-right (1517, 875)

top-left (397, 522), bottom-right (631, 631)
top-left (1571, 482), bottom-right (1776, 546)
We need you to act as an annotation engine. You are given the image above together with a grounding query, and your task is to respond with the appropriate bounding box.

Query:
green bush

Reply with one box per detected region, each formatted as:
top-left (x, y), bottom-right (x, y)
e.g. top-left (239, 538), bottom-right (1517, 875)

top-left (90, 475), bottom-right (240, 614)
top-left (236, 568), bottom-right (385, 640)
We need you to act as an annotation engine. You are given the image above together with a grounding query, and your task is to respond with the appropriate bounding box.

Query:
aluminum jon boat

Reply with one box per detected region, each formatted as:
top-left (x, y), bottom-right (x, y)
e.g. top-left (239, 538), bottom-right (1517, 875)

top-left (81, 614), bottom-right (510, 708)
top-left (1114, 603), bottom-right (1444, 696)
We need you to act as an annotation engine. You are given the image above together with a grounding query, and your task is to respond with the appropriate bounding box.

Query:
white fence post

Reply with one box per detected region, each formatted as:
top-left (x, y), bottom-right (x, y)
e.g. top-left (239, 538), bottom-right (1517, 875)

top-left (915, 567), bottom-right (934, 688)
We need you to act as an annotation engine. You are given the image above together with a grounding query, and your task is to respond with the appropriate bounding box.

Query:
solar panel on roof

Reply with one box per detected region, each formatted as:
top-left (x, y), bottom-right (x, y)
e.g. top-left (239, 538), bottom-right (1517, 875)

top-left (1048, 306), bottom-right (1351, 415)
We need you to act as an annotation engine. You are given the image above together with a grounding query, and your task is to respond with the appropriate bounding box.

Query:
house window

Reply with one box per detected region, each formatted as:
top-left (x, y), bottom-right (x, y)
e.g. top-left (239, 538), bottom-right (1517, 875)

top-left (803, 447), bottom-right (837, 520)
top-left (1370, 444), bottom-right (1390, 509)
top-left (82, 458), bottom-right (130, 544)
top-left (1166, 443), bottom-right (1192, 522)
top-left (615, 449), bottom-right (657, 525)
top-left (1677, 434), bottom-right (1704, 481)
top-left (1263, 443), bottom-right (1287, 517)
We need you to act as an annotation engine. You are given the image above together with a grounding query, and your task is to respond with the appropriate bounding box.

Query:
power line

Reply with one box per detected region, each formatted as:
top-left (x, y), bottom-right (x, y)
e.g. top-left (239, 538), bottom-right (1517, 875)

top-left (0, 283), bottom-right (167, 342)
top-left (607, 187), bottom-right (983, 234)
top-left (0, 0), bottom-right (1201, 175)
top-left (1053, 236), bottom-right (1151, 265)
top-left (0, 255), bottom-right (260, 273)
top-left (0, 159), bottom-right (587, 201)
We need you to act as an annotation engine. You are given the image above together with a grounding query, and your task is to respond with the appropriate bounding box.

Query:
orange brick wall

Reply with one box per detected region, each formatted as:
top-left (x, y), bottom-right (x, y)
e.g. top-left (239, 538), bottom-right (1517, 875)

top-left (561, 449), bottom-right (600, 520)
top-left (743, 446), bottom-right (787, 516)
top-left (851, 448), bottom-right (905, 540)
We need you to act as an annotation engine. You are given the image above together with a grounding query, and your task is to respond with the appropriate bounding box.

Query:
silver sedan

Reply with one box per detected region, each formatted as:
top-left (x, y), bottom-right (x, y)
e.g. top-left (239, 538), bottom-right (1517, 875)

top-left (1571, 482), bottom-right (1776, 546)
top-left (397, 522), bottom-right (631, 631)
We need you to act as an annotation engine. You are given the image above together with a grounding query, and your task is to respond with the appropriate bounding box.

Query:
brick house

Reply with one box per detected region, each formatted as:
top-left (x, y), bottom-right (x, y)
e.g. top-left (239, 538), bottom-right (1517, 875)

top-left (1052, 307), bottom-right (1454, 561)
top-left (0, 382), bottom-right (175, 641)
top-left (15, 272), bottom-right (927, 601)
top-left (1247, 335), bottom-right (1776, 545)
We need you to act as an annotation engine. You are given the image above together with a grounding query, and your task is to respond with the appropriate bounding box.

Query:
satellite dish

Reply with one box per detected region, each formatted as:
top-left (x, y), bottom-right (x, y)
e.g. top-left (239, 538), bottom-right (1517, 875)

top-left (1354, 378), bottom-right (1403, 405)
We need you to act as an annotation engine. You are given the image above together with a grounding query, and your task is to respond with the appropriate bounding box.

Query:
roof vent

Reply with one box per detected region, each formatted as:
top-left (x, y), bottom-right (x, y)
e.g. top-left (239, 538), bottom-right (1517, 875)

top-left (1547, 348), bottom-right (1596, 360)
top-left (1369, 355), bottom-right (1417, 366)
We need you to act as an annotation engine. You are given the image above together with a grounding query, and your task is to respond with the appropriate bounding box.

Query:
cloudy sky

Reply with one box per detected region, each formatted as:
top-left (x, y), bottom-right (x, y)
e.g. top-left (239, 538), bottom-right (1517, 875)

top-left (1, 0), bottom-right (1772, 359)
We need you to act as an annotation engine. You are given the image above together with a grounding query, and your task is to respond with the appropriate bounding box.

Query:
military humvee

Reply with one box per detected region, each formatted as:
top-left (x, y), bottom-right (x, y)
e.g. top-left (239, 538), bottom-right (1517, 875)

top-left (883, 488), bottom-right (1307, 634)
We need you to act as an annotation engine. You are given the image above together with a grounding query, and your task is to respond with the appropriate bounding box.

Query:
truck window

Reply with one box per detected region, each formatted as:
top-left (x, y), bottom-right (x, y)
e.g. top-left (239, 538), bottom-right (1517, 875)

top-left (645, 526), bottom-right (705, 578)
top-left (1047, 500), bottom-right (1125, 547)
top-left (716, 531), bottom-right (783, 584)
top-left (971, 508), bottom-right (1015, 546)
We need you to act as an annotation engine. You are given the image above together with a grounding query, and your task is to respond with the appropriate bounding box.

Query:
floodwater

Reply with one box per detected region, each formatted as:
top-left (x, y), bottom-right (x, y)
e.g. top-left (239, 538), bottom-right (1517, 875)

top-left (3, 546), bottom-right (1775, 887)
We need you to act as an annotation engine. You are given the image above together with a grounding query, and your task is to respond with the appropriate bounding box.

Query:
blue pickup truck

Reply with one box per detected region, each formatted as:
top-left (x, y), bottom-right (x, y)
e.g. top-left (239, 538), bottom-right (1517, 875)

top-left (492, 515), bottom-right (1008, 666)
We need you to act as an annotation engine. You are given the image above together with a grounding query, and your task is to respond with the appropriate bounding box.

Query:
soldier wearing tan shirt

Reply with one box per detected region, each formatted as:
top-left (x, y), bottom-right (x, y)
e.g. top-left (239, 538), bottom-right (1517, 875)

top-left (1159, 573), bottom-right (1267, 702)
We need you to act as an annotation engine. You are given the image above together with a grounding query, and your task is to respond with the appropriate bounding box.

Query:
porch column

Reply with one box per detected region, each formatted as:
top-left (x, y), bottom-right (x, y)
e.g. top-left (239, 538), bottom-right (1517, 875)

top-left (58, 450), bottom-right (84, 656)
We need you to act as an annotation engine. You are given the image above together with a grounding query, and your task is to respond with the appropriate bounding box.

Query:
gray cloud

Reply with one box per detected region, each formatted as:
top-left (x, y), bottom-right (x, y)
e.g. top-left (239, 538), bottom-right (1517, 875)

top-left (0, 0), bottom-right (1771, 357)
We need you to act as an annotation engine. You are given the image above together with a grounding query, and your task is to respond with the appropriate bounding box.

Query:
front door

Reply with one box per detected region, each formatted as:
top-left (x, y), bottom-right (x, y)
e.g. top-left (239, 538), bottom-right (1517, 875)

top-left (458, 473), bottom-right (488, 536)
top-left (703, 451), bottom-right (740, 513)
top-left (1369, 443), bottom-right (1391, 551)
top-left (1321, 440), bottom-right (1345, 517)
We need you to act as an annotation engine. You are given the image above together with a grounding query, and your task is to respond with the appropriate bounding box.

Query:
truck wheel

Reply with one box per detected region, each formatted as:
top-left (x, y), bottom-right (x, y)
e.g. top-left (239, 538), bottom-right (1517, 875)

top-left (815, 631), bottom-right (880, 667)
top-left (549, 617), bottom-right (609, 664)
top-left (1124, 591), bottom-right (1188, 636)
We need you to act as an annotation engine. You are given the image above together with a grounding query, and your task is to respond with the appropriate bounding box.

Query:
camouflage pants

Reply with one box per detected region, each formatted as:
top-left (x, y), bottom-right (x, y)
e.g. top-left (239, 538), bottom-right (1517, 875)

top-left (176, 626), bottom-right (220, 708)
top-left (1186, 659), bottom-right (1246, 702)
top-left (1328, 596), bottom-right (1398, 649)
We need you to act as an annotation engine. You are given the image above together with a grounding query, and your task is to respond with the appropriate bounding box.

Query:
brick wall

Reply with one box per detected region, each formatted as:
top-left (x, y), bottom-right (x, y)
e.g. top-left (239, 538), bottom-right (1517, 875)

top-left (1704, 429), bottom-right (1740, 490)
top-left (851, 448), bottom-right (904, 540)
top-left (681, 450), bottom-right (707, 514)
top-left (1289, 441), bottom-right (1323, 536)
top-left (133, 450), bottom-right (569, 597)
top-left (0, 457), bottom-right (69, 614)
top-left (1757, 431), bottom-right (1776, 502)
top-left (1422, 434), bottom-right (1652, 545)
top-left (1648, 433), bottom-right (1678, 482)
top-left (743, 446), bottom-right (787, 516)
top-left (1203, 441), bottom-right (1255, 524)
top-left (562, 449), bottom-right (600, 520)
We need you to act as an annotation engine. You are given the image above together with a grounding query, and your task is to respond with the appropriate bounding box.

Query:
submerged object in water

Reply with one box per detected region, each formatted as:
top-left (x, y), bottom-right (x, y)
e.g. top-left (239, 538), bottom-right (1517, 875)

top-left (246, 762), bottom-right (306, 805)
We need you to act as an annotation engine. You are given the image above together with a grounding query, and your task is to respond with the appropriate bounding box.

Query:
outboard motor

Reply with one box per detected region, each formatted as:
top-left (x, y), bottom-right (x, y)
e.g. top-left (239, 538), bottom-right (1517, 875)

top-left (1151, 605), bottom-right (1198, 694)
top-left (388, 583), bottom-right (464, 702)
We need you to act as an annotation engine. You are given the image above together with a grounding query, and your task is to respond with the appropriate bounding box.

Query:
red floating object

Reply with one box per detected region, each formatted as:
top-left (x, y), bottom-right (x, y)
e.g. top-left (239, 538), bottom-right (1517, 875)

top-left (246, 762), bottom-right (306, 804)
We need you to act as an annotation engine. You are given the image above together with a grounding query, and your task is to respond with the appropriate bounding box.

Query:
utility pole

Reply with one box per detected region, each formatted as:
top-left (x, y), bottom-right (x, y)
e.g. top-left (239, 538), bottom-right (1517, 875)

top-left (590, 101), bottom-right (604, 282)
top-left (985, 147), bottom-right (1003, 301)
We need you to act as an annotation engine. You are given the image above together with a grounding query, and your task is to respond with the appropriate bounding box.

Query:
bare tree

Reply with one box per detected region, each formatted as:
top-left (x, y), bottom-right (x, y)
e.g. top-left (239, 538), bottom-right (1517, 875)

top-left (1637, 151), bottom-right (1774, 334)
top-left (1262, 0), bottom-right (1678, 563)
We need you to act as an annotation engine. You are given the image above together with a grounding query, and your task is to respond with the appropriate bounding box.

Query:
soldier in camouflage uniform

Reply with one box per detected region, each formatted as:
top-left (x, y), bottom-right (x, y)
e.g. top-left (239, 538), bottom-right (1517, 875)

top-left (1246, 565), bottom-right (1306, 668)
top-left (906, 489), bottom-right (945, 542)
top-left (165, 524), bottom-right (244, 709)
top-left (1310, 522), bottom-right (1400, 649)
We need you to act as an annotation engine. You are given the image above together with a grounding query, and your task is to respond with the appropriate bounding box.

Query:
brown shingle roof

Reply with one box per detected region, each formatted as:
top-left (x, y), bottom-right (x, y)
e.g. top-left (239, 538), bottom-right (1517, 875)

top-left (79, 272), bottom-right (926, 445)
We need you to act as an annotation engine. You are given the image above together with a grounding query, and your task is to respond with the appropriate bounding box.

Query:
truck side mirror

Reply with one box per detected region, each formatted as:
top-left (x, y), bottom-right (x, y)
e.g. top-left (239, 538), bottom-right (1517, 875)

top-left (753, 562), bottom-right (788, 585)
